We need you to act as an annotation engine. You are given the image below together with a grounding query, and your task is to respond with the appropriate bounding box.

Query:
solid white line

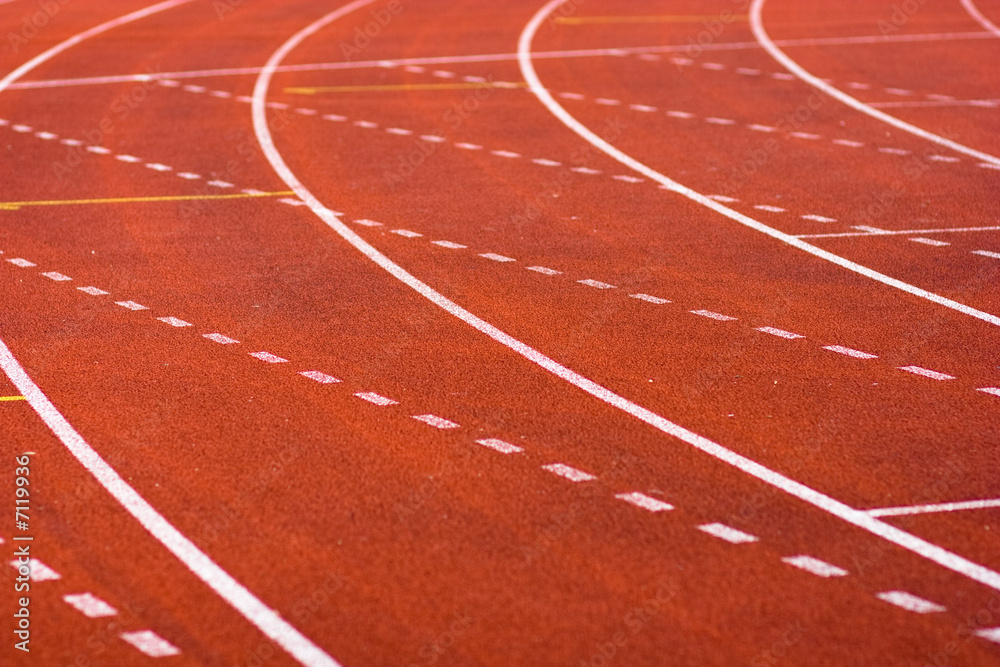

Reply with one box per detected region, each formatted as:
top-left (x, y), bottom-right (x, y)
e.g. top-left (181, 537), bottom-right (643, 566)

top-left (796, 225), bottom-right (1000, 239)
top-left (782, 555), bottom-right (848, 577)
top-left (876, 591), bottom-right (945, 613)
top-left (962, 0), bottom-right (1000, 38)
top-left (750, 0), bottom-right (1000, 168)
top-left (866, 498), bottom-right (1000, 517)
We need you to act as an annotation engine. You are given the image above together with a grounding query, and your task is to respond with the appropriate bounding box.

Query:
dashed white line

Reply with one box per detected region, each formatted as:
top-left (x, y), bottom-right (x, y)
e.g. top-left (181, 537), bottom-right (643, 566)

top-left (975, 628), bottom-right (1000, 645)
top-left (115, 154), bottom-right (142, 162)
top-left (353, 120), bottom-right (377, 129)
top-left (177, 172), bottom-right (201, 180)
top-left (629, 293), bottom-right (670, 304)
top-left (789, 132), bottom-right (821, 140)
top-left (480, 252), bottom-right (516, 262)
top-left (977, 387), bottom-right (1000, 397)
top-left (183, 84), bottom-right (206, 93)
top-left (419, 134), bottom-right (446, 143)
top-left (455, 142), bottom-right (482, 150)
top-left (413, 414), bottom-right (460, 429)
top-left (781, 555), bottom-right (848, 577)
top-left (570, 166), bottom-right (601, 174)
top-left (475, 438), bottom-right (523, 454)
top-left (157, 316), bottom-right (192, 328)
top-left (846, 82), bottom-right (871, 90)
top-left (207, 180), bottom-right (234, 188)
top-left (35, 131), bottom-right (58, 140)
top-left (822, 345), bottom-right (877, 360)
top-left (432, 70), bottom-right (455, 78)
top-left (898, 366), bottom-right (955, 381)
top-left (41, 271), bottom-right (71, 281)
top-left (707, 194), bottom-right (740, 203)
top-left (705, 117), bottom-right (735, 125)
top-left (491, 150), bottom-right (521, 158)
top-left (145, 163), bottom-right (172, 172)
top-left (78, 286), bottom-right (109, 296)
top-left (747, 124), bottom-right (777, 132)
top-left (754, 204), bottom-right (786, 213)
top-left (120, 630), bottom-right (181, 657)
top-left (353, 219), bottom-right (382, 227)
top-left (595, 97), bottom-right (621, 105)
top-left (866, 498), bottom-right (1000, 517)
top-left (832, 139), bottom-right (864, 147)
top-left (878, 147), bottom-right (910, 155)
top-left (910, 237), bottom-right (950, 246)
top-left (294, 107), bottom-right (317, 115)
top-left (432, 240), bottom-right (467, 249)
top-left (736, 67), bottom-right (761, 75)
top-left (385, 127), bottom-right (412, 136)
top-left (612, 174), bottom-right (643, 183)
top-left (801, 214), bottom-right (836, 222)
top-left (558, 92), bottom-right (585, 100)
top-left (972, 250), bottom-right (1000, 259)
top-left (86, 146), bottom-right (112, 154)
top-left (249, 351), bottom-right (288, 363)
top-left (690, 310), bottom-right (736, 321)
top-left (11, 124), bottom-right (32, 132)
top-left (702, 62), bottom-right (725, 70)
top-left (298, 370), bottom-right (340, 383)
top-left (577, 279), bottom-right (615, 289)
top-left (756, 326), bottom-right (804, 339)
top-left (211, 90), bottom-right (233, 98)
top-left (10, 558), bottom-right (61, 581)
top-left (927, 154), bottom-right (960, 163)
top-left (885, 88), bottom-right (912, 96)
top-left (115, 301), bottom-right (148, 311)
top-left (629, 104), bottom-right (657, 112)
top-left (526, 266), bottom-right (561, 275)
top-left (697, 523), bottom-right (758, 544)
top-left (615, 491), bottom-right (673, 512)
top-left (61, 138), bottom-right (83, 146)
top-left (354, 392), bottom-right (398, 406)
top-left (203, 333), bottom-right (239, 344)
top-left (542, 463), bottom-right (596, 482)
top-left (876, 591), bottom-right (945, 614)
top-left (391, 229), bottom-right (423, 238)
top-left (666, 110), bottom-right (694, 119)
top-left (531, 158), bottom-right (562, 166)
top-left (322, 114), bottom-right (347, 122)
top-left (63, 593), bottom-right (118, 618)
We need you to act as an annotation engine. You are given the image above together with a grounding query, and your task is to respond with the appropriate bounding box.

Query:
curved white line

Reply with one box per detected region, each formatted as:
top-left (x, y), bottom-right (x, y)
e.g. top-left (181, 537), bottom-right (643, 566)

top-left (0, 3), bottom-right (341, 666)
top-left (253, 0), bottom-right (1000, 593)
top-left (749, 0), bottom-right (1000, 167)
top-left (962, 0), bottom-right (1000, 37)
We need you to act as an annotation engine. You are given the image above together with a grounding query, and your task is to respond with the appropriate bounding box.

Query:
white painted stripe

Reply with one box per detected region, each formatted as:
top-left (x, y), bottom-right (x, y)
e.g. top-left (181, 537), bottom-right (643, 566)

top-left (419, 134), bottom-right (445, 143)
top-left (183, 84), bottom-right (206, 92)
top-left (249, 351), bottom-right (288, 363)
top-left (756, 326), bottom-right (804, 339)
top-left (157, 316), bottom-right (192, 327)
top-left (822, 345), bottom-right (877, 360)
top-left (157, 79), bottom-right (181, 87)
top-left (404, 65), bottom-right (425, 73)
top-left (298, 370), bottom-right (340, 383)
top-left (798, 225), bottom-right (1000, 239)
top-left (975, 628), bottom-right (1000, 644)
top-left (973, 250), bottom-right (1000, 259)
top-left (10, 558), bottom-right (61, 581)
top-left (391, 229), bottom-right (422, 238)
top-left (242, 189), bottom-right (266, 195)
top-left (42, 271), bottom-right (71, 281)
top-left (690, 310), bottom-right (736, 321)
top-left (432, 240), bottom-right (467, 249)
top-left (878, 147), bottom-right (910, 155)
top-left (736, 67), bottom-right (761, 75)
top-left (454, 142), bottom-right (482, 150)
top-left (962, 0), bottom-right (1000, 37)
top-left (62, 138), bottom-right (84, 146)
top-left (542, 463), bottom-right (596, 482)
top-left (629, 293), bottom-right (669, 304)
top-left (352, 120), bottom-right (377, 128)
top-left (115, 301), bottom-right (148, 311)
top-left (702, 62), bottom-right (725, 70)
top-left (754, 204), bottom-right (786, 212)
top-left (87, 145), bottom-right (113, 154)
top-left (294, 107), bottom-right (317, 115)
top-left (629, 104), bottom-right (657, 112)
top-left (771, 72), bottom-right (795, 80)
top-left (531, 158), bottom-right (562, 166)
top-left (475, 438), bottom-right (523, 454)
top-left (413, 414), bottom-right (460, 429)
top-left (666, 110), bottom-right (694, 119)
top-left (705, 117), bottom-right (735, 125)
top-left (36, 131), bottom-right (58, 140)
top-left (480, 252), bottom-right (516, 262)
top-left (747, 123), bottom-right (777, 132)
top-left (577, 279), bottom-right (615, 289)
top-left (203, 333), bottom-right (239, 344)
top-left (385, 127), bottom-right (412, 135)
top-left (615, 491), bottom-right (673, 512)
top-left (697, 523), bottom-right (758, 544)
top-left (978, 163), bottom-right (1000, 171)
top-left (491, 150), bottom-right (521, 158)
top-left (571, 166), bottom-right (601, 174)
top-left (910, 237), bottom-right (950, 246)
top-left (353, 219), bottom-right (382, 227)
top-left (846, 82), bottom-right (871, 89)
top-left (322, 113), bottom-right (347, 122)
top-left (801, 214), bottom-right (836, 222)
top-left (177, 172), bottom-right (201, 180)
top-left (11, 124), bottom-right (32, 132)
top-left (526, 265), bottom-right (561, 275)
top-left (63, 593), bottom-right (118, 618)
top-left (121, 630), bottom-right (181, 657)
top-left (612, 174), bottom-right (643, 183)
top-left (790, 132), bottom-right (821, 140)
top-left (558, 92), bottom-right (585, 100)
top-left (211, 90), bottom-right (233, 98)
top-left (267, 101), bottom-right (290, 109)
top-left (927, 155), bottom-right (960, 164)
top-left (782, 555), bottom-right (848, 577)
top-left (832, 139), bottom-right (865, 147)
top-left (354, 392), bottom-right (397, 406)
top-left (207, 180), bottom-right (234, 188)
top-left (145, 163), bottom-right (172, 171)
top-left (115, 154), bottom-right (141, 162)
top-left (977, 387), bottom-right (1000, 397)
top-left (78, 286), bottom-right (109, 296)
top-left (876, 591), bottom-right (945, 613)
top-left (885, 88), bottom-right (912, 96)
top-left (707, 194), bottom-right (739, 202)
top-left (866, 498), bottom-right (1000, 517)
top-left (898, 365), bottom-right (955, 381)
top-left (595, 98), bottom-right (621, 106)
top-left (432, 70), bottom-right (455, 78)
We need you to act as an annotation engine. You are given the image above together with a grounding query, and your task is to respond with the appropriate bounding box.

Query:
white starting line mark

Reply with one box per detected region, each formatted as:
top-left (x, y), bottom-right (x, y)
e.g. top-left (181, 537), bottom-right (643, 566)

top-left (432, 240), bottom-right (467, 249)
top-left (298, 370), bottom-right (340, 383)
top-left (354, 392), bottom-right (397, 406)
top-left (898, 365), bottom-right (955, 381)
top-left (527, 266), bottom-right (561, 275)
top-left (822, 345), bottom-right (877, 359)
top-left (782, 555), bottom-right (848, 577)
top-left (757, 326), bottom-right (804, 339)
top-left (78, 286), bottom-right (109, 296)
top-left (973, 250), bottom-right (1000, 259)
top-left (876, 591), bottom-right (945, 614)
top-left (697, 523), bottom-right (758, 544)
top-left (578, 279), bottom-right (615, 289)
top-left (977, 387), bottom-right (1000, 397)
top-left (120, 630), bottom-right (181, 657)
top-left (630, 293), bottom-right (670, 304)
top-left (249, 351), bottom-right (288, 363)
top-left (391, 229), bottom-right (422, 238)
top-left (615, 491), bottom-right (673, 512)
top-left (801, 214), bottom-right (836, 222)
top-left (475, 438), bottom-right (523, 454)
top-left (691, 310), bottom-right (736, 321)
top-left (115, 301), bottom-right (148, 311)
top-left (42, 271), bottom-right (71, 281)
top-left (203, 333), bottom-right (239, 344)
top-left (63, 593), bottom-right (118, 618)
top-left (542, 463), bottom-right (596, 482)
top-left (865, 498), bottom-right (1000, 517)
top-left (754, 205), bottom-right (786, 213)
top-left (10, 558), bottom-right (61, 581)
top-left (480, 253), bottom-right (516, 262)
top-left (910, 237), bottom-right (950, 246)
top-left (413, 414), bottom-right (460, 429)
top-left (157, 316), bottom-right (192, 328)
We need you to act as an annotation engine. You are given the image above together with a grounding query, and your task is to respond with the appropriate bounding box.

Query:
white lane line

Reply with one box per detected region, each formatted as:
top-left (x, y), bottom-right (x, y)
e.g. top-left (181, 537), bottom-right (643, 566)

top-left (419, 134), bottom-right (446, 143)
top-left (432, 70), bottom-right (455, 78)
top-left (558, 91), bottom-right (585, 100)
top-left (973, 250), bottom-right (1000, 259)
top-left (846, 82), bottom-right (871, 90)
top-left (61, 138), bottom-right (84, 146)
top-left (183, 84), bottom-right (206, 93)
top-left (88, 146), bottom-right (113, 155)
top-left (832, 139), bottom-right (865, 147)
top-left (354, 392), bottom-right (397, 406)
top-left (577, 279), bottom-right (615, 289)
top-left (822, 345), bottom-right (877, 360)
top-left (454, 142), bottom-right (482, 150)
top-left (42, 271), bottom-right (71, 281)
top-left (736, 67), bottom-right (761, 75)
top-left (278, 198), bottom-right (306, 206)
top-left (353, 218), bottom-right (382, 227)
top-left (115, 154), bottom-right (142, 162)
top-left (353, 120), bottom-right (377, 128)
top-left (480, 252), bottom-right (516, 262)
top-left (385, 127), bottom-right (412, 135)
top-left (927, 155), bottom-right (960, 164)
top-left (120, 630), bottom-right (181, 657)
top-left (690, 309), bottom-right (736, 321)
top-left (697, 523), bottom-right (758, 544)
top-left (910, 238), bottom-right (950, 246)
top-left (789, 131), bottom-right (821, 140)
top-left (157, 316), bottom-right (192, 328)
top-left (491, 149), bottom-right (521, 158)
top-left (976, 628), bottom-right (1000, 645)
top-left (898, 365), bottom-right (955, 381)
top-left (412, 414), bottom-right (460, 429)
top-left (876, 591), bottom-right (946, 614)
top-left (630, 293), bottom-right (670, 304)
top-left (756, 326), bottom-right (804, 339)
top-left (157, 79), bottom-right (181, 87)
top-left (391, 229), bottom-right (422, 238)
top-left (570, 166), bottom-right (602, 174)
top-left (203, 333), bottom-right (239, 344)
top-left (707, 194), bottom-right (740, 202)
top-left (979, 163), bottom-right (1000, 171)
top-left (801, 214), bottom-right (836, 222)
top-left (962, 0), bottom-right (1000, 37)
top-left (10, 558), bottom-right (61, 581)
top-left (249, 351), bottom-right (288, 363)
top-left (704, 117), bottom-right (735, 125)
top-left (531, 158), bottom-right (562, 166)
top-left (526, 265), bottom-right (562, 275)
top-left (115, 301), bottom-right (148, 311)
top-left (797, 225), bottom-right (1000, 239)
top-left (615, 491), bottom-right (673, 512)
top-left (612, 174), bottom-right (644, 183)
top-left (771, 72), bottom-right (795, 80)
top-left (629, 104), bottom-right (657, 112)
top-left (475, 438), bottom-right (523, 454)
top-left (542, 463), bottom-right (596, 482)
top-left (866, 498), bottom-right (1000, 517)
top-left (207, 179), bottom-right (235, 188)
top-left (146, 162), bottom-right (172, 171)
top-left (299, 370), bottom-right (340, 383)
top-left (781, 555), bottom-right (848, 577)
top-left (432, 240), bottom-right (467, 249)
top-left (36, 131), bottom-right (58, 140)
top-left (323, 113), bottom-right (347, 122)
top-left (211, 90), bottom-right (233, 98)
top-left (753, 204), bottom-right (786, 213)
top-left (294, 107), bottom-right (317, 115)
top-left (267, 101), bottom-right (290, 110)
top-left (666, 110), bottom-right (694, 119)
top-left (63, 593), bottom-right (118, 618)
top-left (750, 0), bottom-right (1000, 168)
top-left (177, 172), bottom-right (201, 180)
top-left (11, 124), bottom-right (32, 132)
top-left (747, 123), bottom-right (777, 132)
top-left (878, 147), bottom-right (910, 155)
top-left (595, 97), bottom-right (620, 105)
top-left (977, 387), bottom-right (1000, 397)
top-left (78, 286), bottom-right (109, 296)
top-left (702, 62), bottom-right (725, 70)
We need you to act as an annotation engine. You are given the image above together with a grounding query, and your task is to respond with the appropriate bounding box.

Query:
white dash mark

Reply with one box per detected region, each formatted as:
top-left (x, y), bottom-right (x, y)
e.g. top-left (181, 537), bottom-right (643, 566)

top-left (11, 124), bottom-right (32, 133)
top-left (782, 555), bottom-right (848, 577)
top-left (491, 150), bottom-right (521, 158)
top-left (210, 90), bottom-right (233, 98)
top-left (177, 172), bottom-right (201, 180)
top-left (115, 301), bottom-right (148, 311)
top-left (41, 272), bottom-right (71, 281)
top-left (577, 279), bottom-right (616, 289)
top-left (876, 591), bottom-right (945, 614)
top-left (629, 104), bottom-right (657, 112)
top-left (157, 316), bottom-right (192, 328)
top-left (833, 139), bottom-right (864, 147)
top-left (353, 120), bottom-right (378, 129)
top-left (670, 57), bottom-right (693, 66)
top-left (183, 84), bottom-right (206, 93)
top-left (35, 131), bottom-right (58, 140)
top-left (690, 310), bottom-right (736, 321)
top-left (885, 88), bottom-right (912, 96)
top-left (630, 293), bottom-right (670, 304)
top-left (754, 204), bottom-right (786, 213)
top-left (705, 117), bottom-right (735, 125)
top-left (531, 158), bottom-right (562, 166)
top-left (278, 198), bottom-right (306, 206)
top-left (322, 114), bottom-right (347, 122)
top-left (972, 250), bottom-right (1000, 259)
top-left (558, 92), bottom-right (585, 100)
top-left (249, 351), bottom-right (288, 363)
top-left (612, 174), bottom-right (644, 183)
top-left (480, 253), bottom-right (516, 262)
top-left (707, 194), bottom-right (739, 203)
top-left (879, 147), bottom-right (910, 155)
top-left (542, 463), bottom-right (596, 482)
top-left (78, 286), bottom-right (109, 296)
top-left (391, 229), bottom-right (423, 238)
top-left (898, 366), bottom-right (955, 381)
top-left (7, 258), bottom-right (36, 267)
top-left (354, 392), bottom-right (398, 406)
top-left (299, 370), bottom-right (340, 384)
top-left (10, 558), bottom-right (61, 581)
top-left (432, 240), bottom-right (467, 249)
top-left (702, 62), bottom-right (725, 70)
top-left (977, 163), bottom-right (1000, 171)
top-left (976, 387), bottom-right (1000, 397)
top-left (404, 65), bottom-right (425, 73)
top-left (910, 237), bottom-right (950, 246)
top-left (790, 132), bottom-right (821, 140)
top-left (432, 70), bottom-right (456, 78)
top-left (853, 225), bottom-right (887, 233)
top-left (822, 345), bottom-right (877, 360)
top-left (61, 138), bottom-right (84, 146)
top-left (385, 127), bottom-right (413, 136)
top-left (145, 163), bottom-right (172, 172)
top-left (207, 180), bottom-right (234, 188)
top-left (63, 593), bottom-right (118, 618)
top-left (86, 146), bottom-right (112, 154)
top-left (976, 628), bottom-right (1000, 644)
top-left (527, 266), bottom-right (561, 275)
top-left (353, 219), bottom-right (382, 227)
top-left (697, 523), bottom-right (758, 544)
top-left (157, 79), bottom-right (181, 87)
top-left (266, 102), bottom-right (290, 110)
top-left (294, 108), bottom-right (317, 115)
top-left (846, 82), bottom-right (871, 90)
top-left (203, 333), bottom-right (239, 344)
top-left (801, 214), bottom-right (836, 222)
top-left (454, 142), bottom-right (482, 150)
top-left (595, 98), bottom-right (621, 106)
top-left (475, 438), bottom-right (523, 454)
top-left (115, 154), bottom-right (142, 163)
top-left (615, 492), bottom-right (673, 512)
top-left (419, 134), bottom-right (446, 143)
top-left (927, 154), bottom-right (959, 163)
top-left (570, 166), bottom-right (601, 174)
top-left (666, 110), bottom-right (694, 119)
top-left (462, 75), bottom-right (487, 82)
top-left (756, 326), bottom-right (804, 339)
top-left (747, 124), bottom-right (777, 132)
top-left (413, 414), bottom-right (460, 429)
top-left (736, 67), bottom-right (761, 75)
top-left (771, 72), bottom-right (795, 80)
top-left (120, 630), bottom-right (181, 657)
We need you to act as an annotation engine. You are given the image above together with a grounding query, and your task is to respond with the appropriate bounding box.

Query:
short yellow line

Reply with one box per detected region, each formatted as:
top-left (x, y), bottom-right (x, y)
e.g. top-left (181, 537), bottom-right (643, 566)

top-left (0, 191), bottom-right (295, 210)
top-left (0, 396), bottom-right (26, 402)
top-left (286, 82), bottom-right (526, 95)
top-left (555, 14), bottom-right (748, 25)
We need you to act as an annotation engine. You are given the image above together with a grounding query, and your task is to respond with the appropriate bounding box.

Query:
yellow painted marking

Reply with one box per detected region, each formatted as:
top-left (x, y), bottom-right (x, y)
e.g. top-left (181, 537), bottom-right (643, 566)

top-left (555, 14), bottom-right (748, 25)
top-left (0, 191), bottom-right (295, 211)
top-left (0, 396), bottom-right (26, 402)
top-left (286, 82), bottom-right (527, 95)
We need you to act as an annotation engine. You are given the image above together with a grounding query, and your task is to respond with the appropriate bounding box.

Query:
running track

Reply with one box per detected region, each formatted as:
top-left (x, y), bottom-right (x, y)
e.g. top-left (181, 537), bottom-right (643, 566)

top-left (1, 0), bottom-right (999, 665)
